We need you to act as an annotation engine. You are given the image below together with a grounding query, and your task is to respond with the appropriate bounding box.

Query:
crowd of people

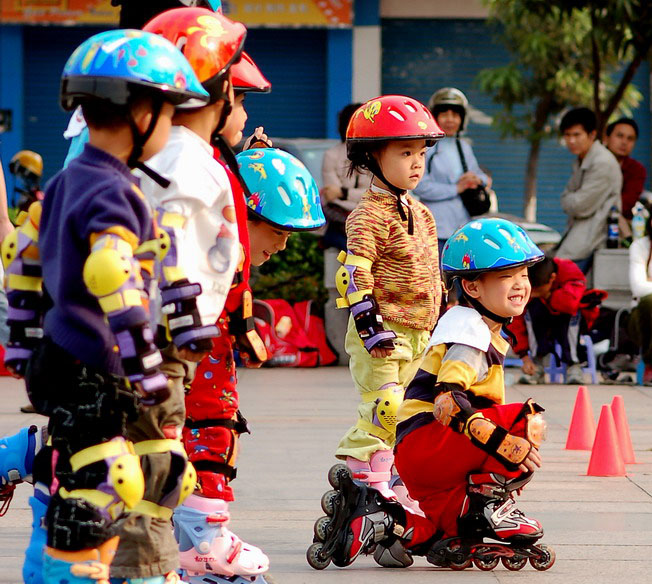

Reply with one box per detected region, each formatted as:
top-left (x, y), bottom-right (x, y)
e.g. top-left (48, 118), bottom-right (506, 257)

top-left (0, 0), bottom-right (649, 580)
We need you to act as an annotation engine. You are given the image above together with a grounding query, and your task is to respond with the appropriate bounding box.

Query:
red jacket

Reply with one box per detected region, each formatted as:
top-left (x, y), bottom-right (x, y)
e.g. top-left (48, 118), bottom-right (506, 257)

top-left (509, 258), bottom-right (586, 356)
top-left (620, 156), bottom-right (647, 220)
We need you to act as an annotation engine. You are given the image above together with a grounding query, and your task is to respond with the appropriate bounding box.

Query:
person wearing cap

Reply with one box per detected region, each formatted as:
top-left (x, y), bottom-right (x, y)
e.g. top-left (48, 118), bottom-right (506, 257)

top-left (413, 87), bottom-right (491, 256)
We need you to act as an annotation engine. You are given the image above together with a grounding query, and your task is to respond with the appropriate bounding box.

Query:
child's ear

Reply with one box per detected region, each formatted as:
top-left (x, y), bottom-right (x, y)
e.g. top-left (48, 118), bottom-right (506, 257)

top-left (133, 108), bottom-right (153, 134)
top-left (461, 278), bottom-right (481, 299)
top-left (549, 272), bottom-right (557, 284)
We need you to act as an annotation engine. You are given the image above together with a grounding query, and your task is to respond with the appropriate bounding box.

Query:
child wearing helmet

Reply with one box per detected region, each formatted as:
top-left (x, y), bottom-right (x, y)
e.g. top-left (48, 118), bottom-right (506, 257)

top-left (0, 29), bottom-right (210, 584)
top-left (138, 7), bottom-right (274, 584)
top-left (178, 147), bottom-right (324, 584)
top-left (332, 95), bottom-right (444, 509)
top-left (391, 218), bottom-right (551, 566)
top-left (307, 218), bottom-right (554, 572)
top-left (8, 150), bottom-right (44, 214)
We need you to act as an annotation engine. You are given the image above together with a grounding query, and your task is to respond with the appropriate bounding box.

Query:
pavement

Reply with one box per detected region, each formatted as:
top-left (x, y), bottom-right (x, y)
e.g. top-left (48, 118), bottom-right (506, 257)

top-left (1, 367), bottom-right (651, 583)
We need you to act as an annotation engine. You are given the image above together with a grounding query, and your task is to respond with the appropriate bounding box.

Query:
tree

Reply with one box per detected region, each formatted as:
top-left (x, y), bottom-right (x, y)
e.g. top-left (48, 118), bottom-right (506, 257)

top-left (477, 0), bottom-right (646, 221)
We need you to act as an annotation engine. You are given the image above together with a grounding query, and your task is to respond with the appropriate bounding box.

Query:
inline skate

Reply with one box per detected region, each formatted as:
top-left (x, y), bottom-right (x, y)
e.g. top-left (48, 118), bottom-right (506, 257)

top-left (306, 464), bottom-right (411, 570)
top-left (426, 473), bottom-right (555, 571)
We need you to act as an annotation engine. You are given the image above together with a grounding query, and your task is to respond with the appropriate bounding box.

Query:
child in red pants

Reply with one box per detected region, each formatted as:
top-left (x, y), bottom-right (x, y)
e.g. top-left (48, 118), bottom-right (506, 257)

top-left (307, 218), bottom-right (555, 572)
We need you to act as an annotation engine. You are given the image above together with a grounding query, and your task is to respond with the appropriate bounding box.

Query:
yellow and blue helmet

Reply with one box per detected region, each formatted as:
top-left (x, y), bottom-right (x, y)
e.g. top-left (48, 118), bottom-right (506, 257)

top-left (237, 148), bottom-right (325, 231)
top-left (442, 218), bottom-right (544, 284)
top-left (60, 29), bottom-right (209, 111)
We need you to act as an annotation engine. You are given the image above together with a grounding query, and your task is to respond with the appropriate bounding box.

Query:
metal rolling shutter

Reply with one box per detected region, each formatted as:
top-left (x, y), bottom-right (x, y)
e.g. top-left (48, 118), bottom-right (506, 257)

top-left (238, 28), bottom-right (328, 140)
top-left (381, 18), bottom-right (650, 233)
top-left (23, 26), bottom-right (107, 182)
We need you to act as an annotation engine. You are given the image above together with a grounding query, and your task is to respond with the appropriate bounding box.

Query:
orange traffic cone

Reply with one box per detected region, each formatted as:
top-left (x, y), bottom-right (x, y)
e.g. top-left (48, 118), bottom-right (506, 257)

top-left (565, 386), bottom-right (596, 450)
top-left (587, 405), bottom-right (626, 477)
top-left (611, 395), bottom-right (636, 464)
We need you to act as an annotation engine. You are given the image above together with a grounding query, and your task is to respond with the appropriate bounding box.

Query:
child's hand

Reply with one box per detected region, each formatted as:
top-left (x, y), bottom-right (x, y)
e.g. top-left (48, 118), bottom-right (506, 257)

top-left (370, 346), bottom-right (393, 359)
top-left (521, 355), bottom-right (536, 375)
top-left (519, 446), bottom-right (542, 474)
top-left (243, 127), bottom-right (272, 150)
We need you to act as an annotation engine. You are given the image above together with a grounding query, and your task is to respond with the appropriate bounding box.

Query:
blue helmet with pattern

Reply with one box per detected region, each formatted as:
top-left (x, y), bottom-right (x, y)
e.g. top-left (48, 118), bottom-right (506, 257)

top-left (60, 29), bottom-right (209, 111)
top-left (442, 218), bottom-right (544, 283)
top-left (236, 148), bottom-right (326, 231)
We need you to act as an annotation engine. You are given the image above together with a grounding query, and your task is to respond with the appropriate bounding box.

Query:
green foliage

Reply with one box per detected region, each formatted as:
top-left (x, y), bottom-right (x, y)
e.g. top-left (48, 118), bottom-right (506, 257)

top-left (251, 232), bottom-right (328, 306)
top-left (478, 0), bottom-right (645, 143)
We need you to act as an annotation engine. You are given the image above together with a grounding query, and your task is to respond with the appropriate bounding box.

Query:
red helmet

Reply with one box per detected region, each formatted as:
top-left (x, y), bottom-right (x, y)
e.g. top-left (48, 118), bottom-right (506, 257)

top-left (346, 95), bottom-right (444, 145)
top-left (232, 52), bottom-right (271, 94)
top-left (143, 7), bottom-right (246, 102)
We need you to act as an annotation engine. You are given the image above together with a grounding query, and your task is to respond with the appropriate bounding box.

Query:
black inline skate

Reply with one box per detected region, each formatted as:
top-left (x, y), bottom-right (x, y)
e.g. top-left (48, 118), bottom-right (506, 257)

top-left (426, 473), bottom-right (555, 571)
top-left (306, 464), bottom-right (411, 570)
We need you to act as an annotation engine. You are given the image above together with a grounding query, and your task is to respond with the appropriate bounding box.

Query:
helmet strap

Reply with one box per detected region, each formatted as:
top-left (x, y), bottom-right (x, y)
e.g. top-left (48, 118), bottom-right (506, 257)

top-left (212, 133), bottom-right (252, 199)
top-left (364, 152), bottom-right (414, 235)
top-left (459, 287), bottom-right (516, 345)
top-left (126, 97), bottom-right (170, 188)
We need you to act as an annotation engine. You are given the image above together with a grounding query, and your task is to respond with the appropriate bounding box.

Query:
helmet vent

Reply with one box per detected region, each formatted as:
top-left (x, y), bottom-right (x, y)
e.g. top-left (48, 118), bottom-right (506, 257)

top-left (404, 102), bottom-right (417, 113)
top-left (176, 36), bottom-right (188, 54)
top-left (482, 235), bottom-right (501, 250)
top-left (387, 108), bottom-right (406, 122)
top-left (277, 185), bottom-right (292, 206)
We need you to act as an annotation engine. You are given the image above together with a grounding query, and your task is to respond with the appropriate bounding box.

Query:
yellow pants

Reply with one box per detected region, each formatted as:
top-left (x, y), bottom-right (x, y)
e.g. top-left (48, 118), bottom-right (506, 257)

top-left (335, 316), bottom-right (430, 461)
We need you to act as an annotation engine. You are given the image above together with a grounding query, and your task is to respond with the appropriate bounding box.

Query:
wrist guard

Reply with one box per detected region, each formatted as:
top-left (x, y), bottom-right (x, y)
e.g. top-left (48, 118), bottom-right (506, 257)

top-left (83, 233), bottom-right (168, 406)
top-left (228, 290), bottom-right (268, 367)
top-left (433, 389), bottom-right (532, 471)
top-left (109, 310), bottom-right (169, 406)
top-left (1, 202), bottom-right (44, 376)
top-left (4, 291), bottom-right (43, 376)
top-left (160, 280), bottom-right (217, 353)
top-left (350, 295), bottom-right (396, 353)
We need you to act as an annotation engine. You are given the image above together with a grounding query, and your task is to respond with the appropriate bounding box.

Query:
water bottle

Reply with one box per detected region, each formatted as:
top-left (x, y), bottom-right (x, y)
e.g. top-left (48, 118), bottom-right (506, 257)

top-left (606, 205), bottom-right (620, 249)
top-left (632, 202), bottom-right (647, 240)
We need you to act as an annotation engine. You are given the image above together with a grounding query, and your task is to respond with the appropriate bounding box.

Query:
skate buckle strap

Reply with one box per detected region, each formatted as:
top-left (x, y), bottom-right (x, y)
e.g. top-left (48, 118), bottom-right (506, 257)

top-left (227, 538), bottom-right (243, 564)
top-left (206, 513), bottom-right (229, 524)
top-left (130, 499), bottom-right (173, 520)
top-left (351, 469), bottom-right (391, 483)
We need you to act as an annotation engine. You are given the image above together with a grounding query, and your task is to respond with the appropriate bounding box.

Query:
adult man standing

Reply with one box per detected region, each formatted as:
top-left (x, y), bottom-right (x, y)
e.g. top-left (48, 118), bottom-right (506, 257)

top-left (604, 117), bottom-right (647, 220)
top-left (556, 107), bottom-right (622, 273)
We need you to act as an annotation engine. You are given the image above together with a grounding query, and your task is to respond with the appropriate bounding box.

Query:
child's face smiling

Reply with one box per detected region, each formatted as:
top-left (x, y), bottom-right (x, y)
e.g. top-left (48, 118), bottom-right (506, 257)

top-left (464, 265), bottom-right (531, 322)
top-left (374, 139), bottom-right (427, 191)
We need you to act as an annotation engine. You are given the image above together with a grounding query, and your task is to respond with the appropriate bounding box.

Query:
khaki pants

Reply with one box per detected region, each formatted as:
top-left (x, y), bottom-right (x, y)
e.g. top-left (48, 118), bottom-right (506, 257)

top-left (335, 316), bottom-right (430, 461)
top-left (111, 345), bottom-right (196, 579)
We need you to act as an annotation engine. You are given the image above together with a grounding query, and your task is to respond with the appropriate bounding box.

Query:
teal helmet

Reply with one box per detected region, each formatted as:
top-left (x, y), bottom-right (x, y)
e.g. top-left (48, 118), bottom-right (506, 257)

top-left (237, 148), bottom-right (326, 231)
top-left (60, 29), bottom-right (209, 111)
top-left (442, 218), bottom-right (544, 284)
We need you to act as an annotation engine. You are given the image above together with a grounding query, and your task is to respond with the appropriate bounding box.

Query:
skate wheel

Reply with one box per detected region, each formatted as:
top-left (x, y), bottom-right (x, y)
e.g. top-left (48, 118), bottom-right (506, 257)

top-left (473, 556), bottom-right (499, 571)
top-left (530, 543), bottom-right (556, 571)
top-left (327, 463), bottom-right (351, 489)
top-left (449, 557), bottom-right (472, 570)
top-left (314, 516), bottom-right (332, 542)
top-left (306, 542), bottom-right (331, 570)
top-left (502, 554), bottom-right (528, 571)
top-left (320, 489), bottom-right (339, 515)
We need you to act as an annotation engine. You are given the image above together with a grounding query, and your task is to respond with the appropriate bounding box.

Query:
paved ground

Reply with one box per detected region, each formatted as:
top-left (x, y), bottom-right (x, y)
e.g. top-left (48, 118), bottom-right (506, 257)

top-left (1, 367), bottom-right (651, 583)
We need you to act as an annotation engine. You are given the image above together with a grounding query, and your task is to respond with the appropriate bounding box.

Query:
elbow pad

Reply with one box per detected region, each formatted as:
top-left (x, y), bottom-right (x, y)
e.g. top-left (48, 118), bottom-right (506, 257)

top-left (156, 209), bottom-right (218, 352)
top-left (1, 203), bottom-right (44, 376)
top-left (83, 233), bottom-right (168, 406)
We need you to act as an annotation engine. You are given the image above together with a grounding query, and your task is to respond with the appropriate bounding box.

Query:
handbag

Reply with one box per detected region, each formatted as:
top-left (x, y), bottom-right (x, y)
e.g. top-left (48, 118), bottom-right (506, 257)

top-left (456, 139), bottom-right (491, 217)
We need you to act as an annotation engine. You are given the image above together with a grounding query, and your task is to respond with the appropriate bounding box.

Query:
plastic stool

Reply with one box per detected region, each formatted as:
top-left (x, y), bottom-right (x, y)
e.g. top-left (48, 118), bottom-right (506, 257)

top-left (547, 335), bottom-right (598, 384)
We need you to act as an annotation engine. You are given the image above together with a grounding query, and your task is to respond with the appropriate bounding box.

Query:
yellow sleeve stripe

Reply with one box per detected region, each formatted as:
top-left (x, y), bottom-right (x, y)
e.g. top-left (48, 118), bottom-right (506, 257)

top-left (437, 359), bottom-right (478, 389)
top-left (7, 274), bottom-right (42, 292)
top-left (90, 227), bottom-right (139, 251)
top-left (397, 399), bottom-right (433, 424)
